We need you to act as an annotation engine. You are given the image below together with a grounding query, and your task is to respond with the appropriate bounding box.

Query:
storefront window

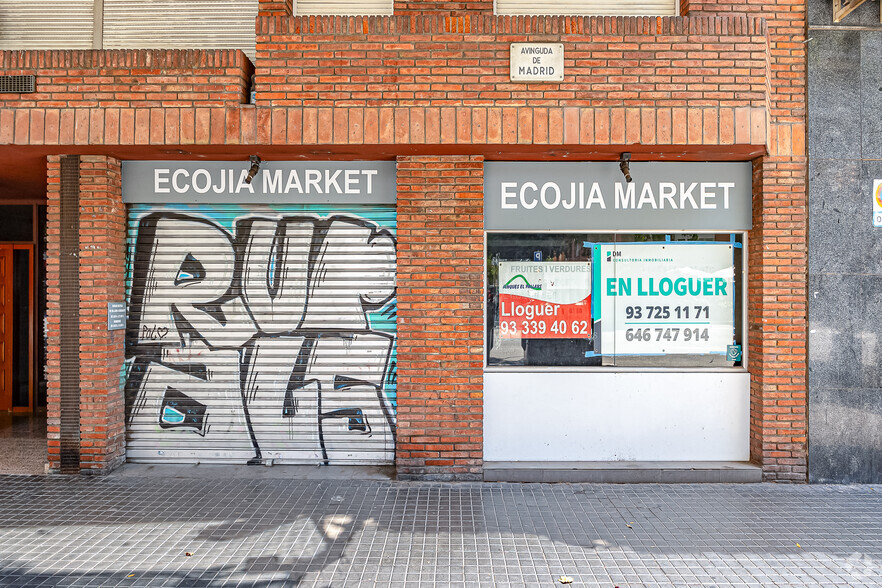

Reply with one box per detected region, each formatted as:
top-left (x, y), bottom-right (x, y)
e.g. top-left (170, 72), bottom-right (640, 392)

top-left (486, 232), bottom-right (745, 368)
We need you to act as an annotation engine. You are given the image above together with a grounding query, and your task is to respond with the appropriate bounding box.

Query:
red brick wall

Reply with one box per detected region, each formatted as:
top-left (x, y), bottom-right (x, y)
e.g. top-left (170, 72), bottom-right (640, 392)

top-left (0, 50), bottom-right (253, 108)
top-left (255, 15), bottom-right (768, 108)
top-left (396, 155), bottom-right (484, 480)
top-left (45, 155), bottom-right (127, 473)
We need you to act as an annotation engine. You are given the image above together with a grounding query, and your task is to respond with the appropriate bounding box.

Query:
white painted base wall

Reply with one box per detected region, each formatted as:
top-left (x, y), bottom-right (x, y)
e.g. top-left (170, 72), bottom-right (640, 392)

top-left (484, 371), bottom-right (750, 462)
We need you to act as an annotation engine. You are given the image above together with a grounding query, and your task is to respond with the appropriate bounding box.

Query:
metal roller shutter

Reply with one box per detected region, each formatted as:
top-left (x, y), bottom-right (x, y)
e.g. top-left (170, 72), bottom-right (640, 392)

top-left (124, 203), bottom-right (397, 465)
top-left (103, 0), bottom-right (258, 60)
top-left (295, 0), bottom-right (392, 15)
top-left (0, 1), bottom-right (94, 49)
top-left (495, 0), bottom-right (677, 16)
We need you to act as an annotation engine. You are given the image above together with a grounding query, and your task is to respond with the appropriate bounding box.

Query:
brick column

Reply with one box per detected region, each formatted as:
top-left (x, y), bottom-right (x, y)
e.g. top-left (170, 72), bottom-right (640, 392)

top-left (749, 154), bottom-right (808, 482)
top-left (46, 155), bottom-right (127, 474)
top-left (750, 0), bottom-right (808, 482)
top-left (46, 157), bottom-right (61, 471)
top-left (396, 155), bottom-right (484, 481)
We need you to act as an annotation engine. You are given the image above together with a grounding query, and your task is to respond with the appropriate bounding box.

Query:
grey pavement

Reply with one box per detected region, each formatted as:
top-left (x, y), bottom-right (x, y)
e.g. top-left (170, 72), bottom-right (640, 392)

top-left (0, 472), bottom-right (880, 587)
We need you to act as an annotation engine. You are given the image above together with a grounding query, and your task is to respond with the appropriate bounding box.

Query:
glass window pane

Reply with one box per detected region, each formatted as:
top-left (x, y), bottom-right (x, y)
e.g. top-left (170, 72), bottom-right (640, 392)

top-left (12, 249), bottom-right (30, 407)
top-left (487, 232), bottom-right (745, 368)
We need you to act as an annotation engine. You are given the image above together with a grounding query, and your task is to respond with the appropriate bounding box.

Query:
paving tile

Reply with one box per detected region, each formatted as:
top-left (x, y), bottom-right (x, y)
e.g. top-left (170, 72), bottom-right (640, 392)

top-left (0, 477), bottom-right (880, 586)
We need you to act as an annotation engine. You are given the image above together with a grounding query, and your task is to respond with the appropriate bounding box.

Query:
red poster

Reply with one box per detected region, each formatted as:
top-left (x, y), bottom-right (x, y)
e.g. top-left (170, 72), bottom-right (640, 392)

top-left (497, 261), bottom-right (592, 339)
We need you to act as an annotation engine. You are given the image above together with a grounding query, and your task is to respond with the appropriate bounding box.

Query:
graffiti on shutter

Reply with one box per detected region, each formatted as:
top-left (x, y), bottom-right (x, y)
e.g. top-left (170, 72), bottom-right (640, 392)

top-left (124, 205), bottom-right (397, 465)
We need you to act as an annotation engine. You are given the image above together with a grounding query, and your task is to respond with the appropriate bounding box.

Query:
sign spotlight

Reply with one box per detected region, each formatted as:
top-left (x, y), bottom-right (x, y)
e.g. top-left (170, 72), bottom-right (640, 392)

top-left (619, 152), bottom-right (632, 183)
top-left (245, 155), bottom-right (262, 184)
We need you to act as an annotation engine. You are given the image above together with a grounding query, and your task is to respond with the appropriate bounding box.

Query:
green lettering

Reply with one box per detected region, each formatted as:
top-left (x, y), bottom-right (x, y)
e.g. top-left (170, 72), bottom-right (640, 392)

top-left (674, 278), bottom-right (687, 295)
top-left (660, 278), bottom-right (673, 295)
top-left (607, 278), bottom-right (617, 296)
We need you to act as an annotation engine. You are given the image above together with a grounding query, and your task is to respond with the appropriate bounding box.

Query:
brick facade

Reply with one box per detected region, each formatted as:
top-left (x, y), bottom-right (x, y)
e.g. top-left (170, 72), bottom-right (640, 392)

top-left (0, 51), bottom-right (252, 108)
top-left (1, 0), bottom-right (807, 480)
top-left (255, 15), bottom-right (768, 108)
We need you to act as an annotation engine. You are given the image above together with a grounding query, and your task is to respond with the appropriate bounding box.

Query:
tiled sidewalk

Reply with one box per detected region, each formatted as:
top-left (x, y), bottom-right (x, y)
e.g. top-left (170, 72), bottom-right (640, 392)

top-left (0, 475), bottom-right (880, 587)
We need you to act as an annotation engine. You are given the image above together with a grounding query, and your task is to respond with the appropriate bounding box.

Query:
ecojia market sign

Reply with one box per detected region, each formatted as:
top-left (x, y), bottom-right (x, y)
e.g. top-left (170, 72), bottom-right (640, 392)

top-left (484, 162), bottom-right (752, 231)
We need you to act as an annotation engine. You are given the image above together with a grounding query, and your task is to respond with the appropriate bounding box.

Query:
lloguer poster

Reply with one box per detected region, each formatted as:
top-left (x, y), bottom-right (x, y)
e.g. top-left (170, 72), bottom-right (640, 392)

top-left (595, 242), bottom-right (735, 355)
top-left (497, 261), bottom-right (591, 339)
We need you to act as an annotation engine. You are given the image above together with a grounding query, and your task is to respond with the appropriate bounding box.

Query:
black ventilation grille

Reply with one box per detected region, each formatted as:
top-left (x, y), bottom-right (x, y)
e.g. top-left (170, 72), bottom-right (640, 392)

top-left (0, 75), bottom-right (36, 94)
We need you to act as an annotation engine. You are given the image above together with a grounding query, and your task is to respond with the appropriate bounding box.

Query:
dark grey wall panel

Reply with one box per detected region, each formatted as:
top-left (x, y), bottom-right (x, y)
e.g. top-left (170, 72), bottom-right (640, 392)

top-left (809, 386), bottom-right (882, 484)
top-left (861, 32), bottom-right (882, 159)
top-left (807, 30), bottom-right (861, 160)
top-left (809, 272), bottom-right (882, 391)
top-left (808, 159), bottom-right (882, 482)
top-left (808, 160), bottom-right (882, 276)
top-left (807, 0), bottom-right (882, 483)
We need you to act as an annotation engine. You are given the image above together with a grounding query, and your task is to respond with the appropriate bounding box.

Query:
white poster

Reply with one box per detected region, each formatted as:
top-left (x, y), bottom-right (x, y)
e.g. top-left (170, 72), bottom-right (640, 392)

top-left (597, 242), bottom-right (735, 355)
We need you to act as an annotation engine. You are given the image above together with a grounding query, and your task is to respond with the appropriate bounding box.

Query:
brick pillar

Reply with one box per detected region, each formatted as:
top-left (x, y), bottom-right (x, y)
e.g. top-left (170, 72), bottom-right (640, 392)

top-left (748, 153), bottom-right (808, 483)
top-left (746, 0), bottom-right (807, 482)
top-left (46, 157), bottom-right (62, 472)
top-left (46, 155), bottom-right (127, 474)
top-left (396, 155), bottom-right (484, 481)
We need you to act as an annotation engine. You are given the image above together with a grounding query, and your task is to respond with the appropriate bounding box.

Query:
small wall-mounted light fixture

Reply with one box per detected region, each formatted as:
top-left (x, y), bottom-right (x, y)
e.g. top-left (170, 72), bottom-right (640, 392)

top-left (245, 155), bottom-right (262, 184)
top-left (619, 152), bottom-right (632, 183)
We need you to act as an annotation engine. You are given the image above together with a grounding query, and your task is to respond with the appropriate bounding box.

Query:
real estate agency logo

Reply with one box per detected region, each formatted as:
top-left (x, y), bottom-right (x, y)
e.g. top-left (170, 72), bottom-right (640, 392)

top-left (502, 274), bottom-right (542, 292)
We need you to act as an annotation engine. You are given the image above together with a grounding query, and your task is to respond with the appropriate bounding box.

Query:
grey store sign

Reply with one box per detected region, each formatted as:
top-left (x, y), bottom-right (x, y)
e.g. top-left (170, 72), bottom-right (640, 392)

top-left (484, 162), bottom-right (753, 231)
top-left (122, 161), bottom-right (397, 204)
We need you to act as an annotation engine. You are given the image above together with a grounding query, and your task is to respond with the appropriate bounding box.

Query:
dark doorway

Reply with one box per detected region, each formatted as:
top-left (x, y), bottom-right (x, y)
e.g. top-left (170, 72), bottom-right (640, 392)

top-left (0, 204), bottom-right (46, 473)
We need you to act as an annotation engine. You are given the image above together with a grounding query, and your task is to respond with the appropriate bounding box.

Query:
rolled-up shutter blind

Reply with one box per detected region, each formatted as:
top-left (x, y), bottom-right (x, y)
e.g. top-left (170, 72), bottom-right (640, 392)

top-left (496, 0), bottom-right (677, 16)
top-left (103, 0), bottom-right (258, 60)
top-left (0, 1), bottom-right (94, 49)
top-left (0, 1), bottom-right (396, 54)
top-left (295, 0), bottom-right (392, 15)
